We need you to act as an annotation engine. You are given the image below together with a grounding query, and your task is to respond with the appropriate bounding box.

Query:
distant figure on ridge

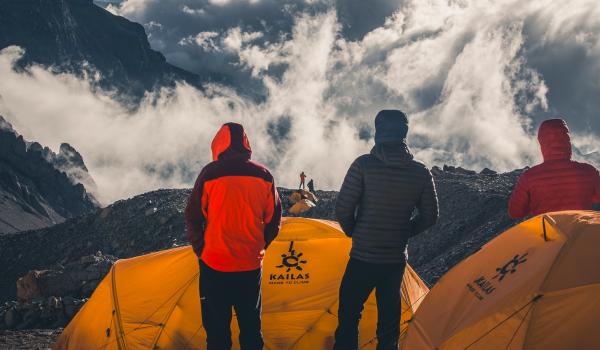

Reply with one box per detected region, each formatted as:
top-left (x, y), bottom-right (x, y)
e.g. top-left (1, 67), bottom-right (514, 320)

top-left (334, 110), bottom-right (439, 350)
top-left (299, 171), bottom-right (307, 190)
top-left (509, 118), bottom-right (600, 218)
top-left (185, 122), bottom-right (282, 350)
top-left (307, 179), bottom-right (315, 193)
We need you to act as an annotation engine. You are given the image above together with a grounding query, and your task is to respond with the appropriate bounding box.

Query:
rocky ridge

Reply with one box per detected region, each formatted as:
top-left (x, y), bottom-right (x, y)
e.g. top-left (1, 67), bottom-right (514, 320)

top-left (0, 0), bottom-right (199, 101)
top-left (1, 165), bottom-right (521, 305)
top-left (0, 116), bottom-right (98, 234)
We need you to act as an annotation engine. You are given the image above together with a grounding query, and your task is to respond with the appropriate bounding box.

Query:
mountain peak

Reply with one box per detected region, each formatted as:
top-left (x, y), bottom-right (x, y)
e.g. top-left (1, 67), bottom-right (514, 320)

top-left (0, 116), bottom-right (99, 234)
top-left (0, 0), bottom-right (199, 102)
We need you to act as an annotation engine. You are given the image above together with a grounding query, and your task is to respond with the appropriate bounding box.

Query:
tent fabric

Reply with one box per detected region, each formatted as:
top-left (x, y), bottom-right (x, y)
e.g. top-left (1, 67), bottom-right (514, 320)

top-left (54, 217), bottom-right (429, 350)
top-left (403, 210), bottom-right (600, 350)
top-left (288, 200), bottom-right (316, 215)
top-left (288, 190), bottom-right (318, 205)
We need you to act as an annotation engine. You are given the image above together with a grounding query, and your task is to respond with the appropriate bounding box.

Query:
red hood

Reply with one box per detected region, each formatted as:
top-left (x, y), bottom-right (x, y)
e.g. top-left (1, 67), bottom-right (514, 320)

top-left (538, 119), bottom-right (572, 161)
top-left (211, 123), bottom-right (252, 161)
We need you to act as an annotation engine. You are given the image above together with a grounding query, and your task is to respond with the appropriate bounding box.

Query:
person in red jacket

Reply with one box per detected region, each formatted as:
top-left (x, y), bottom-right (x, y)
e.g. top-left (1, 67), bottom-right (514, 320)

top-left (185, 122), bottom-right (282, 350)
top-left (299, 171), bottom-right (306, 190)
top-left (509, 118), bottom-right (600, 218)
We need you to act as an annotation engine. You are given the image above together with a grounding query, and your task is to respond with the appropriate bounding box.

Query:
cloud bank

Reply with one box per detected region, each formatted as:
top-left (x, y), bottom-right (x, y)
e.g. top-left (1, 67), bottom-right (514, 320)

top-left (2, 0), bottom-right (600, 204)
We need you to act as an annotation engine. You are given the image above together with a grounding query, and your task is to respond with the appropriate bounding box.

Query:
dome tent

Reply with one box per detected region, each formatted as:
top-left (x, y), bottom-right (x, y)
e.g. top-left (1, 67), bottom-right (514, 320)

top-left (54, 217), bottom-right (429, 349)
top-left (403, 211), bottom-right (600, 350)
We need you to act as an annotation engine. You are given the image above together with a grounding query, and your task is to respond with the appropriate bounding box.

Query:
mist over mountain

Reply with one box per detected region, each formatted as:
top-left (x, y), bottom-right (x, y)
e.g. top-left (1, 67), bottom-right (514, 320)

top-left (0, 116), bottom-right (98, 234)
top-left (0, 0), bottom-right (598, 205)
top-left (0, 0), bottom-right (198, 102)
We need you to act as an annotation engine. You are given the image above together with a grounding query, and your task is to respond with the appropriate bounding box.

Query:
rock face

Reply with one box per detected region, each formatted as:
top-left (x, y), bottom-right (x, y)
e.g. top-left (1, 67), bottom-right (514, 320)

top-left (0, 116), bottom-right (98, 234)
top-left (16, 252), bottom-right (115, 303)
top-left (0, 189), bottom-right (187, 303)
top-left (408, 168), bottom-right (522, 283)
top-left (47, 143), bottom-right (98, 196)
top-left (1, 297), bottom-right (86, 331)
top-left (0, 0), bottom-right (198, 100)
top-left (0, 329), bottom-right (61, 349)
top-left (0, 252), bottom-right (114, 331)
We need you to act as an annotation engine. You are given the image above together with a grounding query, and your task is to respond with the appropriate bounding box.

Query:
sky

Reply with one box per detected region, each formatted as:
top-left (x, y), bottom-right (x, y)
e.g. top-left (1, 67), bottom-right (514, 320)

top-left (1, 0), bottom-right (599, 204)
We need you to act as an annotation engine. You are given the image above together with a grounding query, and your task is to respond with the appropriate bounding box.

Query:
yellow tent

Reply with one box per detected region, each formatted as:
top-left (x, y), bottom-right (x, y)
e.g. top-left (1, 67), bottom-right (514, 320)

top-left (288, 199), bottom-right (317, 215)
top-left (403, 211), bottom-right (600, 350)
top-left (54, 217), bottom-right (429, 349)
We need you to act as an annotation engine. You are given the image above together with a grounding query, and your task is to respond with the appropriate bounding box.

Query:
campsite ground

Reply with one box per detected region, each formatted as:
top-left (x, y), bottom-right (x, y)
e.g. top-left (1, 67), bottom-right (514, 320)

top-left (0, 329), bottom-right (60, 349)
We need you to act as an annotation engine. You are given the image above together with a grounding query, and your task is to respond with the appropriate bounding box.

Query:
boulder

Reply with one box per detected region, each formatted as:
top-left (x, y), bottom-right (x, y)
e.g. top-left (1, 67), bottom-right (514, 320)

top-left (289, 199), bottom-right (317, 215)
top-left (16, 252), bottom-right (115, 303)
top-left (480, 168), bottom-right (497, 176)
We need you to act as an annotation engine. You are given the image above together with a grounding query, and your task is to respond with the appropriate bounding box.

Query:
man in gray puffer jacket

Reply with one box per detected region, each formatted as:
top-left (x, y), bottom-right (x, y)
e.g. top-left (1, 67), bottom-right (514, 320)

top-left (334, 110), bottom-right (439, 350)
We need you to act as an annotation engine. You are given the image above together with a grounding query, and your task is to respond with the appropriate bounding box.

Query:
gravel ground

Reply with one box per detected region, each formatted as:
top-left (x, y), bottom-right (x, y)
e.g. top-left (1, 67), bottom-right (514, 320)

top-left (0, 329), bottom-right (60, 350)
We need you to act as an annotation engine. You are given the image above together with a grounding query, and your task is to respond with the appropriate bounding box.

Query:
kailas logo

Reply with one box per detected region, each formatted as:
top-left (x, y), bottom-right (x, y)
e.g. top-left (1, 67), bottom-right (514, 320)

top-left (276, 241), bottom-right (307, 271)
top-left (269, 241), bottom-right (310, 285)
top-left (492, 253), bottom-right (528, 281)
top-left (467, 252), bottom-right (529, 301)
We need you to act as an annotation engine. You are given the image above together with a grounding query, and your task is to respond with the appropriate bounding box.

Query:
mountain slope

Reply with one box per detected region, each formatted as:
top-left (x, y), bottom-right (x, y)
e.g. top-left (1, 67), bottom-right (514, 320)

top-left (0, 0), bottom-right (198, 100)
top-left (0, 116), bottom-right (98, 234)
top-left (0, 168), bottom-right (523, 303)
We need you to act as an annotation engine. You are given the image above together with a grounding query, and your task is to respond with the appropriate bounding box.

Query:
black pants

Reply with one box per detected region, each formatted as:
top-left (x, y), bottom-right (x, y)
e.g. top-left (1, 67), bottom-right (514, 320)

top-left (334, 258), bottom-right (406, 350)
top-left (199, 260), bottom-right (263, 350)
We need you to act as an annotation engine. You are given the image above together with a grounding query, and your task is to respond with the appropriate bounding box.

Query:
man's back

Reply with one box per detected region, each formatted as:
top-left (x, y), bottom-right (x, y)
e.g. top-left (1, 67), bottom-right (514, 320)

top-left (509, 160), bottom-right (599, 218)
top-left (509, 119), bottom-right (600, 219)
top-left (185, 123), bottom-right (282, 272)
top-left (336, 143), bottom-right (439, 263)
top-left (198, 157), bottom-right (278, 271)
top-left (333, 110), bottom-right (439, 350)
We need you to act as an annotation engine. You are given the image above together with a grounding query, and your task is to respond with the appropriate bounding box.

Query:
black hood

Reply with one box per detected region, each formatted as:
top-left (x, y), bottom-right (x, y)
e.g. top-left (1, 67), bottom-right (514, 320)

top-left (370, 141), bottom-right (414, 167)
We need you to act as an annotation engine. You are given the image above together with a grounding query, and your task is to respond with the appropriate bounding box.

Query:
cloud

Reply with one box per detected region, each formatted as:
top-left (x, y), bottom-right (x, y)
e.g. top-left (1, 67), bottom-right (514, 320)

top-left (98, 0), bottom-right (600, 136)
top-left (0, 13), bottom-right (367, 205)
top-left (2, 0), bottom-right (600, 205)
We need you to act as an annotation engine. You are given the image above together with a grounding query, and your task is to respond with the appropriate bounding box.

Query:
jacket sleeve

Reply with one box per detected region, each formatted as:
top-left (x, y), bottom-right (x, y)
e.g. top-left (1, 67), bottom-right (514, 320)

top-left (336, 158), bottom-right (363, 237)
top-left (264, 180), bottom-right (282, 248)
top-left (508, 173), bottom-right (530, 219)
top-left (410, 169), bottom-right (439, 236)
top-left (185, 169), bottom-right (207, 257)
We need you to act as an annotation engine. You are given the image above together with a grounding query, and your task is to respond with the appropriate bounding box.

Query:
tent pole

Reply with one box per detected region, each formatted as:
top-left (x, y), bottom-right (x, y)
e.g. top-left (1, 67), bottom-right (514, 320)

top-left (111, 267), bottom-right (128, 350)
top-left (542, 217), bottom-right (548, 241)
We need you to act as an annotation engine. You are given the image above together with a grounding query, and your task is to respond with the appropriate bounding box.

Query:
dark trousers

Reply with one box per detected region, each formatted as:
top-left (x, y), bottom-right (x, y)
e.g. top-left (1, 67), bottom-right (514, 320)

top-left (199, 260), bottom-right (263, 350)
top-left (334, 258), bottom-right (406, 350)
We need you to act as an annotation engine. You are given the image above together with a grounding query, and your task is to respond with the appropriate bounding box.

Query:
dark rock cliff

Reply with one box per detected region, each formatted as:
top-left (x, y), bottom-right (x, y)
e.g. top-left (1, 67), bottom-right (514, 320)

top-left (0, 116), bottom-right (98, 234)
top-left (0, 0), bottom-right (198, 101)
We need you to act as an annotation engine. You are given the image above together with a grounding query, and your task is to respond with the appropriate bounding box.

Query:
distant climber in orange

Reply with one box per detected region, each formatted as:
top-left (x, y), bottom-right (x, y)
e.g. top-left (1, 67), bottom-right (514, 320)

top-left (185, 122), bottom-right (282, 350)
top-left (509, 118), bottom-right (600, 218)
top-left (299, 171), bottom-right (307, 190)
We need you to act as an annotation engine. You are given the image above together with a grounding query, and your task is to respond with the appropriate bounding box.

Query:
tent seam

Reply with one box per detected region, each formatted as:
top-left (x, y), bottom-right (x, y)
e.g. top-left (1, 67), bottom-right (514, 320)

top-left (521, 216), bottom-right (584, 347)
top-left (111, 266), bottom-right (128, 350)
top-left (286, 297), bottom-right (341, 349)
top-left (149, 272), bottom-right (200, 349)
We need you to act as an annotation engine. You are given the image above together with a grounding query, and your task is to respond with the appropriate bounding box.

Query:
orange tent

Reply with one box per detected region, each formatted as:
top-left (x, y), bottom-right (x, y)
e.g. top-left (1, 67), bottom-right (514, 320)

top-left (404, 211), bottom-right (600, 350)
top-left (54, 217), bottom-right (429, 349)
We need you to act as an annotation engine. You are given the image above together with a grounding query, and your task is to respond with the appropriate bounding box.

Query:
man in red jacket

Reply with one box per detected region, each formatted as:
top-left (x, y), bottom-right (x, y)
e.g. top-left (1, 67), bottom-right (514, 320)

top-left (509, 118), bottom-right (600, 218)
top-left (185, 122), bottom-right (282, 350)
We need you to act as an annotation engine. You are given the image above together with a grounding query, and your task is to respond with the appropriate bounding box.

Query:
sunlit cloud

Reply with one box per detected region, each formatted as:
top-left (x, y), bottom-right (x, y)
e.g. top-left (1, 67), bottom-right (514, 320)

top-left (1, 0), bottom-right (599, 205)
